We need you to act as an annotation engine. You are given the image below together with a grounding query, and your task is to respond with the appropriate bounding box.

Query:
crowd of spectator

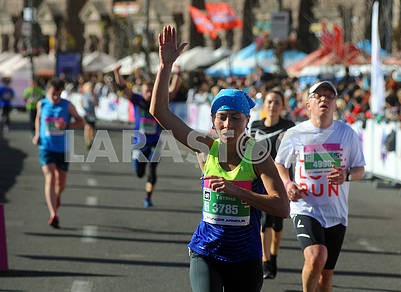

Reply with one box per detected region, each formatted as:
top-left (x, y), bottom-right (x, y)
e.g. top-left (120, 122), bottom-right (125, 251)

top-left (177, 68), bottom-right (401, 127)
top-left (3, 66), bottom-right (401, 129)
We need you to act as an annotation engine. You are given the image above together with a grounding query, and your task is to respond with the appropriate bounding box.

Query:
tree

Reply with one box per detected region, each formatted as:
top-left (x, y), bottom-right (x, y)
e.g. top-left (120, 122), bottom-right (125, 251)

top-left (64, 0), bottom-right (85, 52)
top-left (297, 0), bottom-right (318, 53)
top-left (241, 0), bottom-right (258, 48)
top-left (338, 5), bottom-right (352, 42)
top-left (380, 0), bottom-right (392, 53)
top-left (364, 0), bottom-right (393, 53)
top-left (189, 0), bottom-right (205, 47)
top-left (395, 3), bottom-right (401, 51)
top-left (364, 1), bottom-right (373, 41)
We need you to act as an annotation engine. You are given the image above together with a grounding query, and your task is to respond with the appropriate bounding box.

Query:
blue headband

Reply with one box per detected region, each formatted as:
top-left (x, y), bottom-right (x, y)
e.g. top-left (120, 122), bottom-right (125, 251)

top-left (211, 89), bottom-right (255, 116)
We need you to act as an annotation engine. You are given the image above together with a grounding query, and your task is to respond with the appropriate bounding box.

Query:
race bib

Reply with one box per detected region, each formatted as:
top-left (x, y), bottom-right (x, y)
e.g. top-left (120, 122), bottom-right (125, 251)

top-left (202, 180), bottom-right (251, 226)
top-left (303, 144), bottom-right (341, 175)
top-left (45, 117), bottom-right (65, 136)
top-left (139, 117), bottom-right (157, 134)
top-left (3, 92), bottom-right (11, 100)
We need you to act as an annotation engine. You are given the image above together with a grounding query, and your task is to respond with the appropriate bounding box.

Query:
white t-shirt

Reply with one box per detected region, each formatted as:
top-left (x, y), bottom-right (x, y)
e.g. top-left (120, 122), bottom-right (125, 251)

top-left (275, 120), bottom-right (365, 227)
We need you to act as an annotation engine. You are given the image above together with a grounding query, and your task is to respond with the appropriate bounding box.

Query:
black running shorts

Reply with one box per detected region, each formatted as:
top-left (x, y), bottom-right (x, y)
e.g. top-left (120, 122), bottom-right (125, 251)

top-left (292, 214), bottom-right (346, 269)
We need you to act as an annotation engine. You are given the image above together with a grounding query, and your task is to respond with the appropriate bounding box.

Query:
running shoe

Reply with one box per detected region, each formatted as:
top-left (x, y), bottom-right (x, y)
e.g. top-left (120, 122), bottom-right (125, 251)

top-left (48, 215), bottom-right (60, 229)
top-left (268, 255), bottom-right (277, 279)
top-left (263, 261), bottom-right (271, 279)
top-left (264, 255), bottom-right (277, 279)
top-left (144, 197), bottom-right (153, 208)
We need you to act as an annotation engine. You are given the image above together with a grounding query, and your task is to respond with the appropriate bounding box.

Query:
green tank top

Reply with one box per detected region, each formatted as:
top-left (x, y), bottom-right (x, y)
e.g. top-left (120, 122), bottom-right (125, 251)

top-left (202, 138), bottom-right (257, 226)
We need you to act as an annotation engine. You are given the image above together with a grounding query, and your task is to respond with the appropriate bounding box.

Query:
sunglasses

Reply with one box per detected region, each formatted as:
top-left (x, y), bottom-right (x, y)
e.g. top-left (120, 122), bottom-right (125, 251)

top-left (309, 92), bottom-right (336, 100)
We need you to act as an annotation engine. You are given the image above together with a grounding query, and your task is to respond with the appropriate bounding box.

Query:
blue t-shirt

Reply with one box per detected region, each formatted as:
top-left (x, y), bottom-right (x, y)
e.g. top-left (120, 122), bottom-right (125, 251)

top-left (131, 93), bottom-right (162, 146)
top-left (0, 86), bottom-right (14, 107)
top-left (39, 98), bottom-right (71, 153)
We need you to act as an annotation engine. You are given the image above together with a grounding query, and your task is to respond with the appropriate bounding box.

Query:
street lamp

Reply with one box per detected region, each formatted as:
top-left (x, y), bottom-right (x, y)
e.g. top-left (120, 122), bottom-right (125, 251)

top-left (22, 0), bottom-right (40, 81)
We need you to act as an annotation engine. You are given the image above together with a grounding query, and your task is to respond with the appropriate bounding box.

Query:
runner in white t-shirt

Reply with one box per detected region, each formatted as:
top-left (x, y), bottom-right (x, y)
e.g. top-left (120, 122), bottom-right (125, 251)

top-left (275, 81), bottom-right (365, 292)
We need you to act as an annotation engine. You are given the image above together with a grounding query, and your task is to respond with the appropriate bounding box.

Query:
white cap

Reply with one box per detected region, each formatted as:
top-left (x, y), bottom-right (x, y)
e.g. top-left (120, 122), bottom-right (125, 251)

top-left (308, 81), bottom-right (337, 96)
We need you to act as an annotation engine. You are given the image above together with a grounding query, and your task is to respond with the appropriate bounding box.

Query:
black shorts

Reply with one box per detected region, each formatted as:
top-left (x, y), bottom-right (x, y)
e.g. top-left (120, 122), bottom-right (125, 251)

top-left (292, 214), bottom-right (346, 270)
top-left (39, 149), bottom-right (69, 172)
top-left (84, 114), bottom-right (96, 126)
top-left (261, 212), bottom-right (284, 232)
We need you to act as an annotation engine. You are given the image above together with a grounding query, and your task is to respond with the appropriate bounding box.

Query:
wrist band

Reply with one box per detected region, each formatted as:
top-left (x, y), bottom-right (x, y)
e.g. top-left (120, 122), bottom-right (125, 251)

top-left (285, 180), bottom-right (292, 189)
top-left (346, 170), bottom-right (352, 181)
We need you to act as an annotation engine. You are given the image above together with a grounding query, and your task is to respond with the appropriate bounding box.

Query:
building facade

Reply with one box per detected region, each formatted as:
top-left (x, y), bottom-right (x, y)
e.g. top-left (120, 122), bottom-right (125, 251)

top-left (0, 0), bottom-right (399, 57)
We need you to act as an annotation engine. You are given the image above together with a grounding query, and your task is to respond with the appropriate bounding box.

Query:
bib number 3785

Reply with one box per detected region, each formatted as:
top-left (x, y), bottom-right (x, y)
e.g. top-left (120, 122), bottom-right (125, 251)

top-left (202, 188), bottom-right (250, 226)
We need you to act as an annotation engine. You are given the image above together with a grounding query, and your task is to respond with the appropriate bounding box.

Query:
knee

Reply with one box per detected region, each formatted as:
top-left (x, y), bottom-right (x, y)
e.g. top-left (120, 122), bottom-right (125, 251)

top-left (147, 164), bottom-right (157, 184)
top-left (134, 161), bottom-right (146, 178)
top-left (44, 171), bottom-right (56, 183)
top-left (58, 180), bottom-right (66, 192)
top-left (304, 246), bottom-right (327, 271)
top-left (55, 173), bottom-right (67, 192)
top-left (147, 174), bottom-right (157, 185)
top-left (136, 170), bottom-right (145, 178)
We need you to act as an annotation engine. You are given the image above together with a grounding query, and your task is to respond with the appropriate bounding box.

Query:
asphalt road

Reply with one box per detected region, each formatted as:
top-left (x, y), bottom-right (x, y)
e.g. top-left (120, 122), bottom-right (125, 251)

top-left (0, 111), bottom-right (400, 292)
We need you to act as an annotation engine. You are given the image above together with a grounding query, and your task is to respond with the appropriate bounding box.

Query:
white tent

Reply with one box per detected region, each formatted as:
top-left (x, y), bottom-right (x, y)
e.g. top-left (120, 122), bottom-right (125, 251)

top-left (175, 46), bottom-right (231, 71)
top-left (103, 52), bottom-right (159, 75)
top-left (298, 64), bottom-right (397, 78)
top-left (0, 54), bottom-right (24, 76)
top-left (0, 51), bottom-right (17, 65)
top-left (0, 54), bottom-right (55, 77)
top-left (82, 51), bottom-right (117, 73)
top-left (205, 43), bottom-right (306, 77)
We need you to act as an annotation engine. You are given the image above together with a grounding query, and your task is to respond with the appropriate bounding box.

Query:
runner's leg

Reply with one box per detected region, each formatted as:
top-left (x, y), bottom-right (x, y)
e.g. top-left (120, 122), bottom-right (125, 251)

top-left (54, 167), bottom-right (67, 210)
top-left (302, 244), bottom-right (328, 291)
top-left (42, 163), bottom-right (58, 219)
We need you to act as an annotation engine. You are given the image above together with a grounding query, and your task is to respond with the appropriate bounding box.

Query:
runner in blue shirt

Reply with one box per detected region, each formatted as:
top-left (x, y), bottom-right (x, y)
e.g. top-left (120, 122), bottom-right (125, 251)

top-left (32, 78), bottom-right (84, 228)
top-left (0, 77), bottom-right (15, 132)
top-left (114, 66), bottom-right (163, 207)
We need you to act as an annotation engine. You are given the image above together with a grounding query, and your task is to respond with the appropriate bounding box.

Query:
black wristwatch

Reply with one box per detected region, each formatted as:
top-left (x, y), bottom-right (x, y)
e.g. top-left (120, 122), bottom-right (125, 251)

top-left (346, 170), bottom-right (352, 182)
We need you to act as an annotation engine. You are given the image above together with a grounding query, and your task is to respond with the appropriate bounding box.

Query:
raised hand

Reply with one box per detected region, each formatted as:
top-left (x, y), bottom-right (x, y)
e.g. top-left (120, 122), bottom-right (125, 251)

top-left (158, 25), bottom-right (187, 67)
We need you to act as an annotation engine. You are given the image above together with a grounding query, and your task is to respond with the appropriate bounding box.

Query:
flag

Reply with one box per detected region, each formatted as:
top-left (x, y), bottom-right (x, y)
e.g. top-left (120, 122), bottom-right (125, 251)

top-left (333, 24), bottom-right (343, 58)
top-left (189, 6), bottom-right (217, 39)
top-left (370, 1), bottom-right (385, 115)
top-left (205, 3), bottom-right (242, 30)
top-left (320, 21), bottom-right (334, 48)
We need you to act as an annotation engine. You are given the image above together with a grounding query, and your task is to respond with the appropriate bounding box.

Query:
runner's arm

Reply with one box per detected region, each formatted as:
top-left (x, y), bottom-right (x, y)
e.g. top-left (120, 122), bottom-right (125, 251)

top-left (32, 100), bottom-right (41, 144)
top-left (252, 157), bottom-right (290, 217)
top-left (275, 162), bottom-right (292, 187)
top-left (68, 103), bottom-right (85, 129)
top-left (113, 65), bottom-right (133, 99)
top-left (150, 25), bottom-right (213, 153)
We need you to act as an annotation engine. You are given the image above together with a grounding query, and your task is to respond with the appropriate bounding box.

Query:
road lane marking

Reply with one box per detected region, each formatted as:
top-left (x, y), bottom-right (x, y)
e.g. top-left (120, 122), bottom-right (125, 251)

top-left (86, 196), bottom-right (98, 206)
top-left (71, 280), bottom-right (93, 292)
top-left (82, 225), bottom-right (98, 243)
top-left (358, 239), bottom-right (383, 252)
top-left (87, 178), bottom-right (98, 187)
top-left (81, 164), bottom-right (91, 171)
